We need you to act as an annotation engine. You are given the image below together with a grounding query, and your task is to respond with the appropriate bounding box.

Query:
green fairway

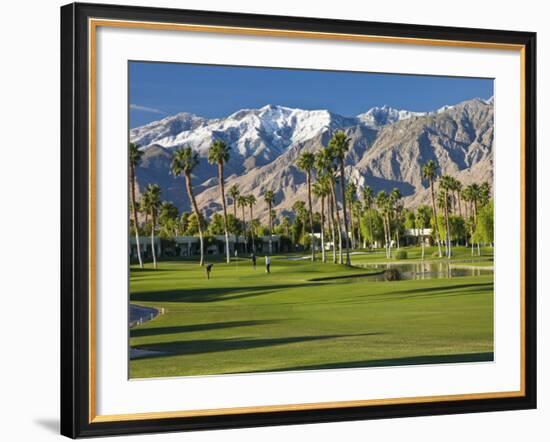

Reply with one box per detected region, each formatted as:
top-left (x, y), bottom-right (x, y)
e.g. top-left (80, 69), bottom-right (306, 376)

top-left (129, 247), bottom-right (494, 378)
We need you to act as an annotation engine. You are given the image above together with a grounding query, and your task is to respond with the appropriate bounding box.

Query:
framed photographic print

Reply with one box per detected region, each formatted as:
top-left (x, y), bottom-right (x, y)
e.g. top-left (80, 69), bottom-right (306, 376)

top-left (60, 2), bottom-right (537, 438)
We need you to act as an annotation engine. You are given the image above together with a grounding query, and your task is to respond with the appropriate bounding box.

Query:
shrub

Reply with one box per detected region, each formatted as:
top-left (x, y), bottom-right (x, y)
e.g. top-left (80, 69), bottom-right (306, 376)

top-left (384, 269), bottom-right (401, 281)
top-left (393, 250), bottom-right (408, 260)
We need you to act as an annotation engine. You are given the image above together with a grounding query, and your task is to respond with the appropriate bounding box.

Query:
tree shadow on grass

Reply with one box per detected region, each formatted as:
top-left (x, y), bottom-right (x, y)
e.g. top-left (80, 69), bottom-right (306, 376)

top-left (131, 320), bottom-right (280, 338)
top-left (386, 282), bottom-right (493, 296)
top-left (255, 282), bottom-right (494, 309)
top-left (248, 352), bottom-right (494, 373)
top-left (132, 332), bottom-right (385, 359)
top-left (130, 267), bottom-right (184, 274)
top-left (130, 283), bottom-right (324, 303)
top-left (344, 282), bottom-right (494, 305)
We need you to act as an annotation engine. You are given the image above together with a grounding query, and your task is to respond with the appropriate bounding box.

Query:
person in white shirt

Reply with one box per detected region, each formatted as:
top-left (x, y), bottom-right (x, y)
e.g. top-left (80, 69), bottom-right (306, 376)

top-left (265, 256), bottom-right (271, 273)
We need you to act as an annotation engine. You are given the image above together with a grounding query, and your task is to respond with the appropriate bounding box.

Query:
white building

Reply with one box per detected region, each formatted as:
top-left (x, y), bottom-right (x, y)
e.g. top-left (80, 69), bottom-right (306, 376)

top-left (129, 237), bottom-right (161, 258)
top-left (130, 233), bottom-right (284, 259)
top-left (404, 228), bottom-right (433, 245)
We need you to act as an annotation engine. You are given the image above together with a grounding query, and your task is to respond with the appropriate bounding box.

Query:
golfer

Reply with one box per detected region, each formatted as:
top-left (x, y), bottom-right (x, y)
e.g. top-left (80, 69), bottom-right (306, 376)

top-left (251, 253), bottom-right (257, 270)
top-left (265, 255), bottom-right (271, 273)
top-left (205, 263), bottom-right (213, 279)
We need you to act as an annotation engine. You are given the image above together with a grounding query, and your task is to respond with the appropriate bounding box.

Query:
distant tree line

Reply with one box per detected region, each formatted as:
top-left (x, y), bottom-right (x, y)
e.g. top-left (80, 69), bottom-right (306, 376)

top-left (129, 133), bottom-right (493, 269)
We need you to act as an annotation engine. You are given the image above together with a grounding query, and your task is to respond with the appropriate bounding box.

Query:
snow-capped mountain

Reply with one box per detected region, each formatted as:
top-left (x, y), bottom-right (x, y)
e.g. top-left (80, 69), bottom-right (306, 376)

top-left (130, 97), bottom-right (493, 221)
top-left (130, 112), bottom-right (208, 148)
top-left (131, 104), bottom-right (357, 171)
top-left (356, 105), bottom-right (427, 128)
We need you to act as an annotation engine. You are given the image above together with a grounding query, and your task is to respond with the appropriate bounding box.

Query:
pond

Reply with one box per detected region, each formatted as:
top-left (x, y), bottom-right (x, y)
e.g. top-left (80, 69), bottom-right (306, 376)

top-left (355, 261), bottom-right (493, 281)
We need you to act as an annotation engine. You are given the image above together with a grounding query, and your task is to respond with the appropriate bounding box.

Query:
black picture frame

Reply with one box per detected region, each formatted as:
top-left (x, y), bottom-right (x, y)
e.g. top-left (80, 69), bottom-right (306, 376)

top-left (61, 2), bottom-right (537, 438)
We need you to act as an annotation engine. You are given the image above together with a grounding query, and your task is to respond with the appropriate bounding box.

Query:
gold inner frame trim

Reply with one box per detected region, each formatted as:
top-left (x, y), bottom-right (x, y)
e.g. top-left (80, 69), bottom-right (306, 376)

top-left (88, 17), bottom-right (527, 424)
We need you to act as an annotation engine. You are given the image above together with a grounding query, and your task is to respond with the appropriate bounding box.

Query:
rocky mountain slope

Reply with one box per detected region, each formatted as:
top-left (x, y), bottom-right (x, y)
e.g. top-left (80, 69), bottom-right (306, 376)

top-left (130, 97), bottom-right (493, 222)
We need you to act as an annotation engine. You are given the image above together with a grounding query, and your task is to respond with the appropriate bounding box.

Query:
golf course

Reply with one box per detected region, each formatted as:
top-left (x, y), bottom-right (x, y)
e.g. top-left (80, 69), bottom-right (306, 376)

top-left (129, 246), bottom-right (494, 379)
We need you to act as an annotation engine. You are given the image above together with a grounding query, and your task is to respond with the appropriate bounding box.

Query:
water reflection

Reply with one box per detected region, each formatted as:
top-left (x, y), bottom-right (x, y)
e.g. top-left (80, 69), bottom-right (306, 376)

top-left (356, 261), bottom-right (493, 281)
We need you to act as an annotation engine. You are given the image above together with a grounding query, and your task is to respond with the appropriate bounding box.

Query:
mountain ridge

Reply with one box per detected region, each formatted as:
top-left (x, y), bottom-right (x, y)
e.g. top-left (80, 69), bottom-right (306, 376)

top-left (130, 97), bottom-right (493, 222)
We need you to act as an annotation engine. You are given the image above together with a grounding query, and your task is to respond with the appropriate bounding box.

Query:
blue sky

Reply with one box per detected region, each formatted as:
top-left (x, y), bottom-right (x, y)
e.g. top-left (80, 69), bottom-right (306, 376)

top-left (129, 61), bottom-right (493, 128)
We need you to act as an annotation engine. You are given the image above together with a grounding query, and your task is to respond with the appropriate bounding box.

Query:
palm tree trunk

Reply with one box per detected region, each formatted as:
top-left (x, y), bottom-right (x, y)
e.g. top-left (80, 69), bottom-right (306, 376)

top-left (429, 180), bottom-right (442, 257)
top-left (473, 200), bottom-right (479, 256)
top-left (386, 215), bottom-right (392, 258)
top-left (320, 195), bottom-right (326, 263)
top-left (218, 163), bottom-right (230, 263)
top-left (444, 193), bottom-right (452, 258)
top-left (129, 164), bottom-right (143, 268)
top-left (330, 180), bottom-right (343, 264)
top-left (395, 222), bottom-right (400, 250)
top-left (249, 206), bottom-right (255, 252)
top-left (233, 200), bottom-right (239, 252)
top-left (338, 162), bottom-right (351, 265)
top-left (185, 173), bottom-right (204, 266)
top-left (306, 172), bottom-right (315, 261)
top-left (384, 213), bottom-right (388, 257)
top-left (382, 215), bottom-right (389, 258)
top-left (367, 208), bottom-right (373, 250)
top-left (349, 205), bottom-right (355, 250)
top-left (355, 210), bottom-right (362, 249)
top-left (241, 205), bottom-right (248, 254)
top-left (268, 203), bottom-right (273, 255)
top-left (328, 193), bottom-right (337, 263)
top-left (151, 211), bottom-right (157, 269)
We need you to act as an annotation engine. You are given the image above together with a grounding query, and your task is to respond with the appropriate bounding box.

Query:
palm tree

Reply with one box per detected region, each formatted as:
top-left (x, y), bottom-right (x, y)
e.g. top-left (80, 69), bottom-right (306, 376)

top-left (138, 197), bottom-right (149, 228)
top-left (352, 200), bottom-right (363, 249)
top-left (389, 187), bottom-right (402, 249)
top-left (246, 195), bottom-right (257, 252)
top-left (158, 201), bottom-right (179, 238)
top-left (452, 178), bottom-right (463, 217)
top-left (465, 183), bottom-right (482, 256)
top-left (281, 216), bottom-right (291, 239)
top-left (422, 160), bottom-right (442, 258)
top-left (469, 183), bottom-right (481, 224)
top-left (228, 184), bottom-right (240, 249)
top-left (462, 185), bottom-right (473, 251)
top-left (296, 151), bottom-right (316, 261)
top-left (376, 191), bottom-right (391, 258)
top-left (329, 131), bottom-right (352, 265)
top-left (479, 181), bottom-right (491, 206)
top-left (208, 140), bottom-right (231, 263)
top-left (415, 207), bottom-right (430, 260)
top-left (228, 184), bottom-right (240, 218)
top-left (313, 177), bottom-right (330, 263)
top-left (129, 142), bottom-right (144, 268)
top-left (264, 190), bottom-right (275, 255)
top-left (345, 181), bottom-right (358, 249)
top-left (292, 201), bottom-right (307, 248)
top-left (237, 195), bottom-right (248, 254)
top-left (362, 186), bottom-right (374, 249)
top-left (315, 147), bottom-right (340, 263)
top-left (439, 175), bottom-right (454, 258)
top-left (141, 184), bottom-right (161, 269)
top-left (171, 147), bottom-right (204, 266)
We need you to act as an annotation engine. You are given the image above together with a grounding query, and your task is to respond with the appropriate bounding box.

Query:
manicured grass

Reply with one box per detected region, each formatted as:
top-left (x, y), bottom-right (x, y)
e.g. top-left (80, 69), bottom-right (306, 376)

top-left (129, 250), bottom-right (494, 378)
